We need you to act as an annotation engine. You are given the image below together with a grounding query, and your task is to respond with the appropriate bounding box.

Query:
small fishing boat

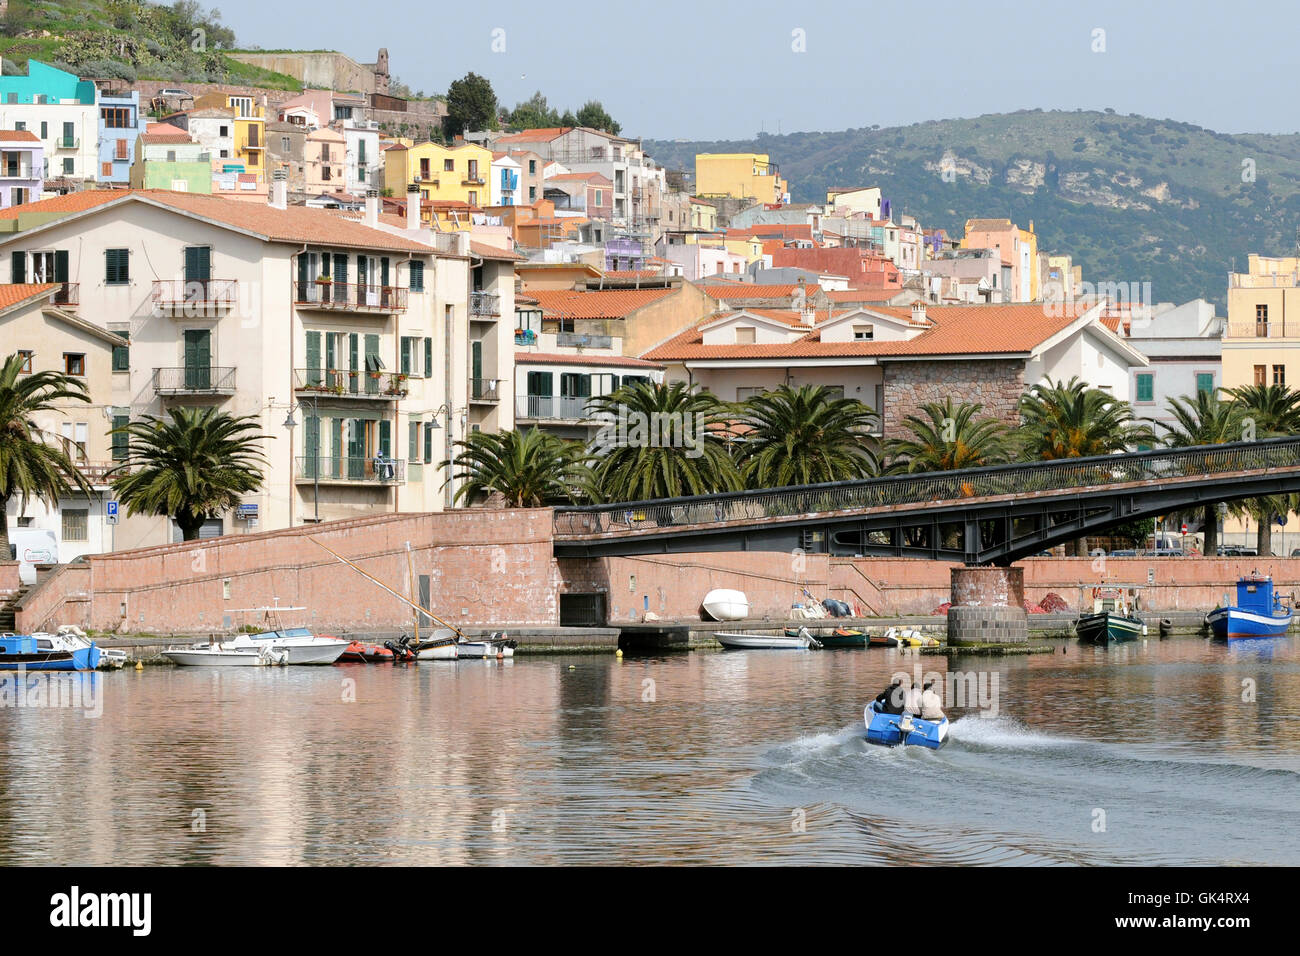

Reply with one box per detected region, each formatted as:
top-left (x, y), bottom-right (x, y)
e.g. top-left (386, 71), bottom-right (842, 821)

top-left (1076, 586), bottom-right (1146, 644)
top-left (0, 631), bottom-right (102, 671)
top-left (340, 641), bottom-right (415, 663)
top-left (454, 632), bottom-right (517, 659)
top-left (160, 641), bottom-right (289, 666)
top-left (51, 625), bottom-right (127, 669)
top-left (1207, 574), bottom-right (1294, 640)
top-left (715, 627), bottom-right (822, 650)
top-left (702, 589), bottom-right (750, 622)
top-left (785, 625), bottom-right (866, 647)
top-left (868, 627), bottom-right (939, 648)
top-left (864, 700), bottom-right (949, 749)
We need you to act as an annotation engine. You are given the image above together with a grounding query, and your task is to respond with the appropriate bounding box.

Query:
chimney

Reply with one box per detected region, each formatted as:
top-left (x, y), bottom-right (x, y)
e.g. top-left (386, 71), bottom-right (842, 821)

top-left (364, 188), bottom-right (379, 227)
top-left (911, 302), bottom-right (927, 325)
top-left (269, 167), bottom-right (287, 210)
top-left (406, 184), bottom-right (421, 231)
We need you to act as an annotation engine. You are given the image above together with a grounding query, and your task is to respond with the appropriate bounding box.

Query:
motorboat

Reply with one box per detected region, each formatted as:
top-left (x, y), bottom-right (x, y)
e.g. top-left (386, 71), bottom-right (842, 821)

top-left (715, 627), bottom-right (822, 650)
top-left (702, 589), bottom-right (750, 622)
top-left (864, 699), bottom-right (949, 749)
top-left (1076, 586), bottom-right (1146, 644)
top-left (340, 641), bottom-right (415, 663)
top-left (784, 625), bottom-right (866, 647)
top-left (228, 628), bottom-right (349, 665)
top-left (56, 625), bottom-right (126, 669)
top-left (869, 627), bottom-right (940, 648)
top-left (160, 641), bottom-right (289, 666)
top-left (0, 631), bottom-right (102, 671)
top-left (1207, 574), bottom-right (1294, 640)
top-left (454, 631), bottom-right (517, 659)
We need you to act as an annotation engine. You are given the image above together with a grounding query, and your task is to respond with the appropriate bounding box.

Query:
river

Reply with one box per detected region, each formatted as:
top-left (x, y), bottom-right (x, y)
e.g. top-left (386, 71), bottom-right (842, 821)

top-left (1, 636), bottom-right (1297, 865)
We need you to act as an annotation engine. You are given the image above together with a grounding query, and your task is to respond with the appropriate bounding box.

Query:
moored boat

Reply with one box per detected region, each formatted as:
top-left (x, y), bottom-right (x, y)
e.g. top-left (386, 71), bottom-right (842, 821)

top-left (716, 627), bottom-right (821, 650)
top-left (868, 627), bottom-right (940, 648)
top-left (785, 625), bottom-right (866, 647)
top-left (1076, 586), bottom-right (1146, 644)
top-left (0, 631), bottom-right (102, 671)
top-left (864, 699), bottom-right (949, 749)
top-left (228, 628), bottom-right (350, 665)
top-left (160, 641), bottom-right (288, 666)
top-left (702, 589), bottom-right (750, 621)
top-left (1207, 574), bottom-right (1294, 641)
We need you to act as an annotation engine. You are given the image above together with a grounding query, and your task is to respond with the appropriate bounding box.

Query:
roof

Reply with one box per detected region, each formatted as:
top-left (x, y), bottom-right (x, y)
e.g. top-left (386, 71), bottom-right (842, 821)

top-left (0, 129), bottom-right (40, 143)
top-left (699, 282), bottom-right (821, 300)
top-left (602, 270), bottom-right (662, 281)
top-left (141, 122), bottom-right (192, 144)
top-left (645, 302), bottom-right (1100, 362)
top-left (0, 283), bottom-right (56, 313)
top-left (964, 218), bottom-right (1015, 232)
top-left (547, 171), bottom-right (610, 183)
top-left (825, 289), bottom-right (898, 303)
top-left (530, 288), bottom-right (677, 319)
top-left (470, 240), bottom-right (523, 262)
top-left (0, 189), bottom-right (125, 221)
top-left (495, 127), bottom-right (574, 144)
top-left (514, 351), bottom-right (664, 370)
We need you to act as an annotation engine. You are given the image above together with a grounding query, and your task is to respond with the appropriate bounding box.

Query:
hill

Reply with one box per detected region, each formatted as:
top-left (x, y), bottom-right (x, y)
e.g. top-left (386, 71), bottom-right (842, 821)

top-left (646, 110), bottom-right (1300, 308)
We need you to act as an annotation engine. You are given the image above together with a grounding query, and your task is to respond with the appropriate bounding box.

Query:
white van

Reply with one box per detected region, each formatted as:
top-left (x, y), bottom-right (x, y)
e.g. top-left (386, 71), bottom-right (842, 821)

top-left (9, 527), bottom-right (58, 585)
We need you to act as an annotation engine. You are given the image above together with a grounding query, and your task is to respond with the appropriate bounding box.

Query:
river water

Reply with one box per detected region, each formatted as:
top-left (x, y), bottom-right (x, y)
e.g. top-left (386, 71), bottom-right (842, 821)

top-left (1, 636), bottom-right (1297, 866)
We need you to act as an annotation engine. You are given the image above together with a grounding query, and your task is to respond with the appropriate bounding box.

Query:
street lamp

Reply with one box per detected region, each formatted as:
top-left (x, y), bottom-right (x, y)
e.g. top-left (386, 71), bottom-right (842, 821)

top-left (429, 403), bottom-right (467, 509)
top-left (281, 395), bottom-right (320, 523)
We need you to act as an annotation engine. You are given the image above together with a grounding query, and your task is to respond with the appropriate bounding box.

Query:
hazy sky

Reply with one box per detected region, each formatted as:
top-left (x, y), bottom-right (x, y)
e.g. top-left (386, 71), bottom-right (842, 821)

top-left (213, 0), bottom-right (1300, 141)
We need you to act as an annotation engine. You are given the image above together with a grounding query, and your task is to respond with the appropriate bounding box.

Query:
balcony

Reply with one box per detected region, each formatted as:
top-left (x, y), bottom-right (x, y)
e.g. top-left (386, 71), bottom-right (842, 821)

top-left (293, 281), bottom-right (407, 314)
top-left (1226, 321), bottom-right (1300, 339)
top-left (296, 456), bottom-right (406, 485)
top-left (470, 378), bottom-right (500, 403)
top-left (514, 329), bottom-right (539, 346)
top-left (77, 460), bottom-right (125, 486)
top-left (556, 332), bottom-right (613, 350)
top-left (153, 366), bottom-right (237, 396)
top-left (152, 279), bottom-right (238, 315)
top-left (293, 368), bottom-right (409, 401)
top-left (1, 165), bottom-right (33, 179)
top-left (462, 174), bottom-right (485, 186)
top-left (516, 395), bottom-right (591, 421)
top-left (470, 290), bottom-right (500, 316)
top-left (57, 137), bottom-right (78, 150)
top-left (50, 282), bottom-right (78, 307)
top-left (413, 175), bottom-right (439, 185)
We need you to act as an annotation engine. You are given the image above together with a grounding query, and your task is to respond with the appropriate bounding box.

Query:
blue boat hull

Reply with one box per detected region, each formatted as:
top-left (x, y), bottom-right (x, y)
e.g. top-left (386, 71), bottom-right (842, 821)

top-left (0, 646), bottom-right (100, 671)
top-left (1207, 606), bottom-right (1292, 641)
top-left (864, 701), bottom-right (948, 749)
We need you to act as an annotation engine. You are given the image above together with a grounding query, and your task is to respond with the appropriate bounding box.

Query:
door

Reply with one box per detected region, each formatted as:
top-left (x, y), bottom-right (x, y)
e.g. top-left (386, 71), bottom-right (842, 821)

top-left (526, 370), bottom-right (553, 418)
top-left (364, 334), bottom-right (380, 395)
top-left (359, 255), bottom-right (379, 306)
top-left (347, 419), bottom-right (365, 479)
top-left (183, 329), bottom-right (211, 389)
top-left (471, 340), bottom-right (482, 397)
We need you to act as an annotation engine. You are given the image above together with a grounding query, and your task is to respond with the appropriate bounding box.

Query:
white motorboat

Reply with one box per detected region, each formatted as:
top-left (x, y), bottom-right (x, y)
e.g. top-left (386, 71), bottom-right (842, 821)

top-left (703, 589), bottom-right (751, 622)
top-left (455, 641), bottom-right (515, 659)
top-left (715, 627), bottom-right (822, 650)
top-left (230, 628), bottom-right (350, 665)
top-left (161, 641), bottom-right (289, 666)
top-left (56, 625), bottom-right (127, 669)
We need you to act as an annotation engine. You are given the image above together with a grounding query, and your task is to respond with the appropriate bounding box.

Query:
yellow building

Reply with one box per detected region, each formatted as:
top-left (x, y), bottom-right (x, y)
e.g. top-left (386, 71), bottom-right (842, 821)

top-left (384, 142), bottom-right (493, 212)
top-left (695, 153), bottom-right (788, 203)
top-left (194, 92), bottom-right (266, 179)
top-left (688, 197), bottom-right (717, 231)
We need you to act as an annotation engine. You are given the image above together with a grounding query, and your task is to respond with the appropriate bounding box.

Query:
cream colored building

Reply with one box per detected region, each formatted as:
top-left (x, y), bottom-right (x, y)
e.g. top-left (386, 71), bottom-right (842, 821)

top-left (694, 153), bottom-right (788, 203)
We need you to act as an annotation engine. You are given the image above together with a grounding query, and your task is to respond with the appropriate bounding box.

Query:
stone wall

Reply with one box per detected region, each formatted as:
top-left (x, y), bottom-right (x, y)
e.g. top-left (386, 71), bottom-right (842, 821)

top-left (225, 52), bottom-right (384, 94)
top-left (881, 358), bottom-right (1025, 437)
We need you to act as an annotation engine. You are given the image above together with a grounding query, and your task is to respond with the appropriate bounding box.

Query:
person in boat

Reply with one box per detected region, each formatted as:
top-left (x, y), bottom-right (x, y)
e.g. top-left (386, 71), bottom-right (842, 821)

top-left (904, 682), bottom-right (923, 715)
top-left (874, 679), bottom-right (905, 715)
top-left (921, 680), bottom-right (946, 721)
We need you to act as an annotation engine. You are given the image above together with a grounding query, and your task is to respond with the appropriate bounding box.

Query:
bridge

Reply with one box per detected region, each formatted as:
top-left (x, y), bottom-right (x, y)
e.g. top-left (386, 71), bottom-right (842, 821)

top-left (552, 436), bottom-right (1300, 564)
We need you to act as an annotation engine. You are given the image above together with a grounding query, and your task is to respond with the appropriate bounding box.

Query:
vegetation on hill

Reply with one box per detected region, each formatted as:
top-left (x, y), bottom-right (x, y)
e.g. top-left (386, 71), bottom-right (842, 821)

top-left (646, 109), bottom-right (1300, 309)
top-left (505, 91), bottom-right (622, 136)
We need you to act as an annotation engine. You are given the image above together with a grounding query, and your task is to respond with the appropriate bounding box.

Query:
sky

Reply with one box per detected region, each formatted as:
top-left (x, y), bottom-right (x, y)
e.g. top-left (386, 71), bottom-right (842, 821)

top-left (211, 0), bottom-right (1300, 142)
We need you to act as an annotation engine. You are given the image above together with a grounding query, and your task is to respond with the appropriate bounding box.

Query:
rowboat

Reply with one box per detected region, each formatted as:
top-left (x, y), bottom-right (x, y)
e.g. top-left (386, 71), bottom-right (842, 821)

top-left (715, 627), bottom-right (822, 650)
top-left (1207, 574), bottom-right (1294, 640)
top-left (1076, 586), bottom-right (1146, 644)
top-left (703, 589), bottom-right (751, 622)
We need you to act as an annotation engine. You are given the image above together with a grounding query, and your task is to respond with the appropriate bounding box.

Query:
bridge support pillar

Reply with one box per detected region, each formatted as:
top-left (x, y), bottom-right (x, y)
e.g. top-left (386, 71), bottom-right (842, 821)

top-left (947, 567), bottom-right (1028, 645)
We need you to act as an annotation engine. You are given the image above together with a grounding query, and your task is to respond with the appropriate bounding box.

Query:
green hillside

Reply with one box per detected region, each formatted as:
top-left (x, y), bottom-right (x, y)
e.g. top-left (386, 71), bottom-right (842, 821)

top-left (0, 0), bottom-right (301, 90)
top-left (647, 110), bottom-right (1300, 308)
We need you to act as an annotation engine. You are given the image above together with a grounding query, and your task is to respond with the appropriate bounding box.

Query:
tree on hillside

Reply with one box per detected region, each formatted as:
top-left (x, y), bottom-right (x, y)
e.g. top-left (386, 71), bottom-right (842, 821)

top-left (508, 91), bottom-right (560, 131)
top-left (445, 72), bottom-right (498, 137)
top-left (576, 100), bottom-right (621, 136)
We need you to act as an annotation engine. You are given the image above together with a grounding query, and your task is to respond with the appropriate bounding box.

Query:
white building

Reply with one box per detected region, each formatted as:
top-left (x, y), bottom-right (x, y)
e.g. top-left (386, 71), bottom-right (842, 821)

top-left (1114, 299), bottom-right (1224, 430)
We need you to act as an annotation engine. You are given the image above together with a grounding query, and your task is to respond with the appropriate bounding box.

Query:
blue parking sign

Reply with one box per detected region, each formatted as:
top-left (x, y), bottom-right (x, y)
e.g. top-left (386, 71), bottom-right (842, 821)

top-left (106, 501), bottom-right (119, 517)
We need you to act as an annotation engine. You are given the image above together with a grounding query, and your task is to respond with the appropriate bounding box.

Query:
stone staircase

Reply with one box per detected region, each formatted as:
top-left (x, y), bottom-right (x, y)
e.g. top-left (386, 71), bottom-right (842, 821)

top-left (0, 586), bottom-right (27, 633)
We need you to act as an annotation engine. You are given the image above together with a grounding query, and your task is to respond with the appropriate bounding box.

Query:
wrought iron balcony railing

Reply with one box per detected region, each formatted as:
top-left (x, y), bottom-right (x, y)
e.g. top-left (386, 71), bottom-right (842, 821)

top-left (516, 395), bottom-right (591, 421)
top-left (50, 282), bottom-right (78, 306)
top-left (469, 378), bottom-right (500, 403)
top-left (152, 279), bottom-right (238, 312)
top-left (293, 281), bottom-right (407, 313)
top-left (293, 368), bottom-right (408, 400)
top-left (153, 366), bottom-right (237, 394)
top-left (470, 290), bottom-right (500, 316)
top-left (296, 455), bottom-right (405, 484)
top-left (1225, 320), bottom-right (1300, 338)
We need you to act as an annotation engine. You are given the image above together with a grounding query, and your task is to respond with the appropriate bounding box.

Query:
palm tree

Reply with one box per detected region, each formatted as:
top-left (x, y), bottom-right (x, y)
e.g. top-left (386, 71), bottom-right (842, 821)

top-left (443, 428), bottom-right (588, 507)
top-left (0, 353), bottom-right (95, 557)
top-left (1155, 390), bottom-right (1245, 555)
top-left (1224, 383), bottom-right (1300, 555)
top-left (732, 384), bottom-right (879, 487)
top-left (886, 397), bottom-right (1013, 473)
top-left (585, 380), bottom-right (740, 501)
top-left (111, 407), bottom-right (268, 541)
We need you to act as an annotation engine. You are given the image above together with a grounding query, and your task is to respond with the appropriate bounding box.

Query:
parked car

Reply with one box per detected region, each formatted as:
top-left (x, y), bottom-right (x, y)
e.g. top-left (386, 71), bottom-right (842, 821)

top-left (1219, 546), bottom-right (1258, 557)
top-left (1110, 549), bottom-right (1138, 557)
top-left (158, 88), bottom-right (191, 99)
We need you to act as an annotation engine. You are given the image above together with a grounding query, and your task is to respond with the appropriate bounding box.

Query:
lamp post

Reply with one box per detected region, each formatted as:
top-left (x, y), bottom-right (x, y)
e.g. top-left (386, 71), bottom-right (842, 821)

top-left (281, 395), bottom-right (320, 523)
top-left (429, 403), bottom-right (466, 509)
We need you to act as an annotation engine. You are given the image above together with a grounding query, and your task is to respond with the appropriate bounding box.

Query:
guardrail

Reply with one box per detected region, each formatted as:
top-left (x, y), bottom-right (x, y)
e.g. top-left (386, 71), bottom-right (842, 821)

top-left (296, 456), bottom-right (405, 484)
top-left (516, 395), bottom-right (590, 421)
top-left (553, 437), bottom-right (1300, 537)
top-left (470, 291), bottom-right (500, 315)
top-left (470, 378), bottom-right (500, 402)
top-left (293, 281), bottom-right (408, 313)
top-left (1225, 321), bottom-right (1300, 338)
top-left (293, 368), bottom-right (408, 399)
top-left (152, 279), bottom-right (238, 310)
top-left (153, 366), bottom-right (237, 394)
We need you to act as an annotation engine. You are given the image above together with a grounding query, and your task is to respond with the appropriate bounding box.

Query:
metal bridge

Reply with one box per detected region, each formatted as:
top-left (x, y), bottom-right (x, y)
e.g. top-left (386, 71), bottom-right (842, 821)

top-left (551, 437), bottom-right (1300, 564)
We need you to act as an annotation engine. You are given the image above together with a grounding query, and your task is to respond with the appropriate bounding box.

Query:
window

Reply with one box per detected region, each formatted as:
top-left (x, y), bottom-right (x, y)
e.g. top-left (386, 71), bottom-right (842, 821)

top-left (1274, 364), bottom-right (1286, 386)
top-left (736, 386), bottom-right (764, 401)
top-left (322, 165), bottom-right (331, 181)
top-left (111, 411), bottom-right (129, 461)
top-left (1196, 372), bottom-right (1214, 395)
top-left (321, 144), bottom-right (331, 162)
top-left (64, 353), bottom-right (85, 376)
top-left (1255, 364), bottom-right (1268, 386)
top-left (467, 159), bottom-right (479, 180)
top-left (219, 126), bottom-right (229, 137)
top-left (219, 149), bottom-right (228, 159)
top-left (111, 331), bottom-right (129, 371)
top-left (1256, 303), bottom-right (1269, 336)
top-left (400, 336), bottom-right (417, 376)
top-left (61, 422), bottom-right (87, 461)
top-left (408, 420), bottom-right (420, 462)
top-left (467, 190), bottom-right (477, 206)
top-left (444, 158), bottom-right (454, 172)
top-left (114, 138), bottom-right (128, 160)
top-left (62, 508), bottom-right (88, 543)
top-left (529, 186), bottom-right (536, 202)
top-left (735, 326), bottom-right (756, 344)
top-left (62, 158), bottom-right (73, 175)
top-left (17, 350), bottom-right (32, 373)
top-left (13, 121), bottom-right (23, 132)
top-left (39, 121), bottom-right (46, 139)
top-left (229, 97), bottom-right (253, 118)
top-left (1135, 372), bottom-right (1154, 403)
top-left (282, 136), bottom-right (291, 152)
top-left (105, 248), bottom-right (129, 285)
top-left (853, 324), bottom-right (874, 341)
top-left (594, 189), bottom-right (603, 206)
top-left (409, 261), bottom-right (424, 292)
top-left (528, 160), bottom-right (536, 174)
top-left (102, 162), bottom-right (113, 177)
top-left (166, 150), bottom-right (176, 162)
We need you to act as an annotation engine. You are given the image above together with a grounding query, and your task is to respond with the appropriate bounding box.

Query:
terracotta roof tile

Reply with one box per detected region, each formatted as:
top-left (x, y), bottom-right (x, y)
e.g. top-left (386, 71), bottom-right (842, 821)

top-left (531, 287), bottom-right (676, 319)
top-left (515, 351), bottom-right (663, 369)
top-left (0, 189), bottom-right (125, 221)
top-left (470, 240), bottom-right (523, 261)
top-left (496, 127), bottom-right (574, 143)
top-left (0, 129), bottom-right (40, 143)
top-left (699, 282), bottom-right (821, 300)
top-left (0, 283), bottom-right (56, 311)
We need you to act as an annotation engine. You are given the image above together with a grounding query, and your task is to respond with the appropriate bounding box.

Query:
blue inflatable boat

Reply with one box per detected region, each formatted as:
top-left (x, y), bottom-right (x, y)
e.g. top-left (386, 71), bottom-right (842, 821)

top-left (864, 700), bottom-right (949, 749)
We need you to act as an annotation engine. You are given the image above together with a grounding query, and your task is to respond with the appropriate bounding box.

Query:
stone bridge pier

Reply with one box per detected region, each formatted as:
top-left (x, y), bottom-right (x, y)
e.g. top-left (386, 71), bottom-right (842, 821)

top-left (947, 566), bottom-right (1029, 645)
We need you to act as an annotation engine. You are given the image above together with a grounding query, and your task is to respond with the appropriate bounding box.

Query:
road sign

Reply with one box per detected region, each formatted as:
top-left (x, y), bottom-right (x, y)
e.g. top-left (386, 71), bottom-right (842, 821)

top-left (1181, 523), bottom-right (1188, 534)
top-left (106, 500), bottom-right (119, 525)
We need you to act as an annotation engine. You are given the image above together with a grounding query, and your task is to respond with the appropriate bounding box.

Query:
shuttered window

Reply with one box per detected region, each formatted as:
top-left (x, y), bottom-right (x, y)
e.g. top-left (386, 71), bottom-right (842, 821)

top-left (409, 261), bottom-right (424, 292)
top-left (408, 420), bottom-right (419, 461)
top-left (1135, 373), bottom-right (1154, 403)
top-left (424, 336), bottom-right (433, 379)
top-left (400, 336), bottom-right (413, 376)
top-left (105, 248), bottom-right (129, 285)
top-left (11, 250), bottom-right (24, 282)
top-left (111, 330), bottom-right (129, 371)
top-left (111, 413), bottom-right (129, 461)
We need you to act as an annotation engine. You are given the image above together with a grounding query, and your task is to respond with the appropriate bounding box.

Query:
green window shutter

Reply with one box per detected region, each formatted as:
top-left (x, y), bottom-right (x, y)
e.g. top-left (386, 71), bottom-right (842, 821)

top-left (185, 246), bottom-right (211, 282)
top-left (380, 257), bottom-right (390, 287)
top-left (364, 334), bottom-right (379, 393)
top-left (527, 371), bottom-right (552, 395)
top-left (304, 415), bottom-right (320, 478)
top-left (331, 418), bottom-right (343, 472)
top-left (424, 422), bottom-right (434, 464)
top-left (110, 414), bottom-right (129, 461)
top-left (352, 333), bottom-right (361, 373)
top-left (409, 261), bottom-right (424, 292)
top-left (305, 331), bottom-right (321, 383)
top-left (357, 255), bottom-right (367, 286)
top-left (105, 248), bottom-right (128, 284)
top-left (333, 254), bottom-right (347, 284)
top-left (297, 253), bottom-right (309, 290)
top-left (424, 336), bottom-right (433, 378)
top-left (379, 419), bottom-right (391, 457)
top-left (408, 421), bottom-right (419, 461)
top-left (111, 330), bottom-right (129, 371)
top-left (400, 337), bottom-right (412, 375)
top-left (11, 251), bottom-right (24, 283)
top-left (1196, 373), bottom-right (1214, 395)
top-left (325, 333), bottom-right (336, 372)
top-left (1136, 373), bottom-right (1153, 403)
top-left (54, 249), bottom-right (68, 283)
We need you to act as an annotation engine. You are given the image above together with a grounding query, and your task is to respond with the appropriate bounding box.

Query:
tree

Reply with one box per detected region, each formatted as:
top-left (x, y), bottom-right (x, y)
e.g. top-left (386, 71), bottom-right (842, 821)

top-left (559, 109), bottom-right (577, 128)
top-left (585, 381), bottom-right (740, 501)
top-left (1223, 383), bottom-right (1300, 555)
top-left (0, 353), bottom-right (95, 558)
top-left (442, 428), bottom-right (587, 507)
top-left (445, 72), bottom-right (498, 137)
top-left (508, 91), bottom-right (560, 131)
top-left (733, 384), bottom-right (878, 487)
top-left (111, 408), bottom-right (267, 541)
top-left (575, 100), bottom-right (621, 136)
top-left (1154, 390), bottom-right (1245, 554)
top-left (887, 397), bottom-right (1012, 473)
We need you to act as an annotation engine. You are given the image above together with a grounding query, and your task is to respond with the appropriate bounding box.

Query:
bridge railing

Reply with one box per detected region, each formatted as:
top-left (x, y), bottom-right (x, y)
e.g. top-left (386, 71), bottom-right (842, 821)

top-left (552, 436), bottom-right (1300, 537)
